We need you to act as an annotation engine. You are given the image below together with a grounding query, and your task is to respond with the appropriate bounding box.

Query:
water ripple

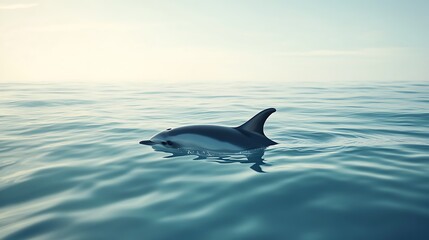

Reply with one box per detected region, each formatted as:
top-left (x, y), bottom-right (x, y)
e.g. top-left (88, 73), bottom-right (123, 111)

top-left (1, 81), bottom-right (429, 240)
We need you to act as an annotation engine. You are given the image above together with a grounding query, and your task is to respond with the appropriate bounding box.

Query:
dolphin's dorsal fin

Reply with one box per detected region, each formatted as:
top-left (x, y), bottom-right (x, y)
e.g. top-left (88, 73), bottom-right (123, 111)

top-left (236, 108), bottom-right (276, 136)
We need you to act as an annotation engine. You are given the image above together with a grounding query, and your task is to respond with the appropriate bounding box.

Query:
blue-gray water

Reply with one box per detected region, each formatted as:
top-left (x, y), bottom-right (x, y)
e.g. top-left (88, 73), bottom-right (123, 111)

top-left (1, 81), bottom-right (428, 240)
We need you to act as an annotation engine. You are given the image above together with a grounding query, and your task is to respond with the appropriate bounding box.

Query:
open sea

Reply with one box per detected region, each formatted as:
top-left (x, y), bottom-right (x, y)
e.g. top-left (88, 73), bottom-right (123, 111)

top-left (0, 80), bottom-right (428, 240)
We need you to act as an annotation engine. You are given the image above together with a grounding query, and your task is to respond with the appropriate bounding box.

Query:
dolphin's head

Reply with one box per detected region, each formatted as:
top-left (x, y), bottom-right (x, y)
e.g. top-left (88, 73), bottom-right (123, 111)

top-left (139, 128), bottom-right (180, 150)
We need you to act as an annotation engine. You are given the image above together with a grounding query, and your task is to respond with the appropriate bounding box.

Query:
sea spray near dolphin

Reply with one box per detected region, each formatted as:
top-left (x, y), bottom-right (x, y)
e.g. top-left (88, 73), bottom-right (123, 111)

top-left (140, 108), bottom-right (277, 152)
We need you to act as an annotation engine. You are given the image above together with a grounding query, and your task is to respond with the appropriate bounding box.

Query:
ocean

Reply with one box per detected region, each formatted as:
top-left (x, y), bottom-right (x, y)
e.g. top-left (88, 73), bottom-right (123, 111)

top-left (1, 80), bottom-right (428, 240)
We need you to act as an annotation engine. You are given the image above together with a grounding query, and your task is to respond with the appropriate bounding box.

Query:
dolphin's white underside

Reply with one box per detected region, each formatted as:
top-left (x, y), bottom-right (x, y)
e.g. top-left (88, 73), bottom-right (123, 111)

top-left (169, 134), bottom-right (243, 152)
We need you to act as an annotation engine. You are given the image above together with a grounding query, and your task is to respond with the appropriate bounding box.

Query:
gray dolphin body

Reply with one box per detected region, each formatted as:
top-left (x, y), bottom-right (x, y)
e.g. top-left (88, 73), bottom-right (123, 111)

top-left (140, 108), bottom-right (277, 153)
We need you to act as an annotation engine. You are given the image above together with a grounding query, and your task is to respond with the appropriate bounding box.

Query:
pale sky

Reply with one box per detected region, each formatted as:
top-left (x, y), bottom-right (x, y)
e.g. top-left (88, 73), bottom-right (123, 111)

top-left (1, 0), bottom-right (428, 82)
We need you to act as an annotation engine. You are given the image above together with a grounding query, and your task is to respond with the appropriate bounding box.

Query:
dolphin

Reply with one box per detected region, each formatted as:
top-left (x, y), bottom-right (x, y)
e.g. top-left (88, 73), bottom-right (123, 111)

top-left (139, 108), bottom-right (277, 153)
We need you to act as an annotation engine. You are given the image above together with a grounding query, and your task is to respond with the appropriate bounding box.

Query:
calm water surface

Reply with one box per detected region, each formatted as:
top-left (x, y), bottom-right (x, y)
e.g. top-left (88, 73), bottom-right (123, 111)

top-left (1, 81), bottom-right (428, 240)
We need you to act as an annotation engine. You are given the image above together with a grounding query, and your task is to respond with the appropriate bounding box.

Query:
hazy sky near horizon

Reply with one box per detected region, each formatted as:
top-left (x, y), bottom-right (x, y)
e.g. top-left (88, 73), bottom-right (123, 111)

top-left (1, 0), bottom-right (428, 82)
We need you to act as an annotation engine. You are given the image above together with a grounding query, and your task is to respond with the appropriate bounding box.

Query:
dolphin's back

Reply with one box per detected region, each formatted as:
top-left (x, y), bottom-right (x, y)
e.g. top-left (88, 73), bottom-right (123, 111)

top-left (169, 124), bottom-right (275, 150)
top-left (169, 125), bottom-right (237, 138)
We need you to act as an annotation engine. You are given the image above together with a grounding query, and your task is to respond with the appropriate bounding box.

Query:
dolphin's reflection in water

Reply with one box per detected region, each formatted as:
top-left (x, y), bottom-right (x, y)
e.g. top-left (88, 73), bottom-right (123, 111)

top-left (151, 145), bottom-right (268, 173)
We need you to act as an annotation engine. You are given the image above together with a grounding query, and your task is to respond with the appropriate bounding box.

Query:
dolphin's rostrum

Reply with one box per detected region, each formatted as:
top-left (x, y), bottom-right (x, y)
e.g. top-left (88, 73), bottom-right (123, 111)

top-left (140, 108), bottom-right (277, 153)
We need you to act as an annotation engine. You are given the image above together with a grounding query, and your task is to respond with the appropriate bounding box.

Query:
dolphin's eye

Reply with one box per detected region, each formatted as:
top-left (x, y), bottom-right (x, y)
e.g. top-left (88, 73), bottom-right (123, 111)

top-left (161, 141), bottom-right (167, 145)
top-left (166, 141), bottom-right (173, 145)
